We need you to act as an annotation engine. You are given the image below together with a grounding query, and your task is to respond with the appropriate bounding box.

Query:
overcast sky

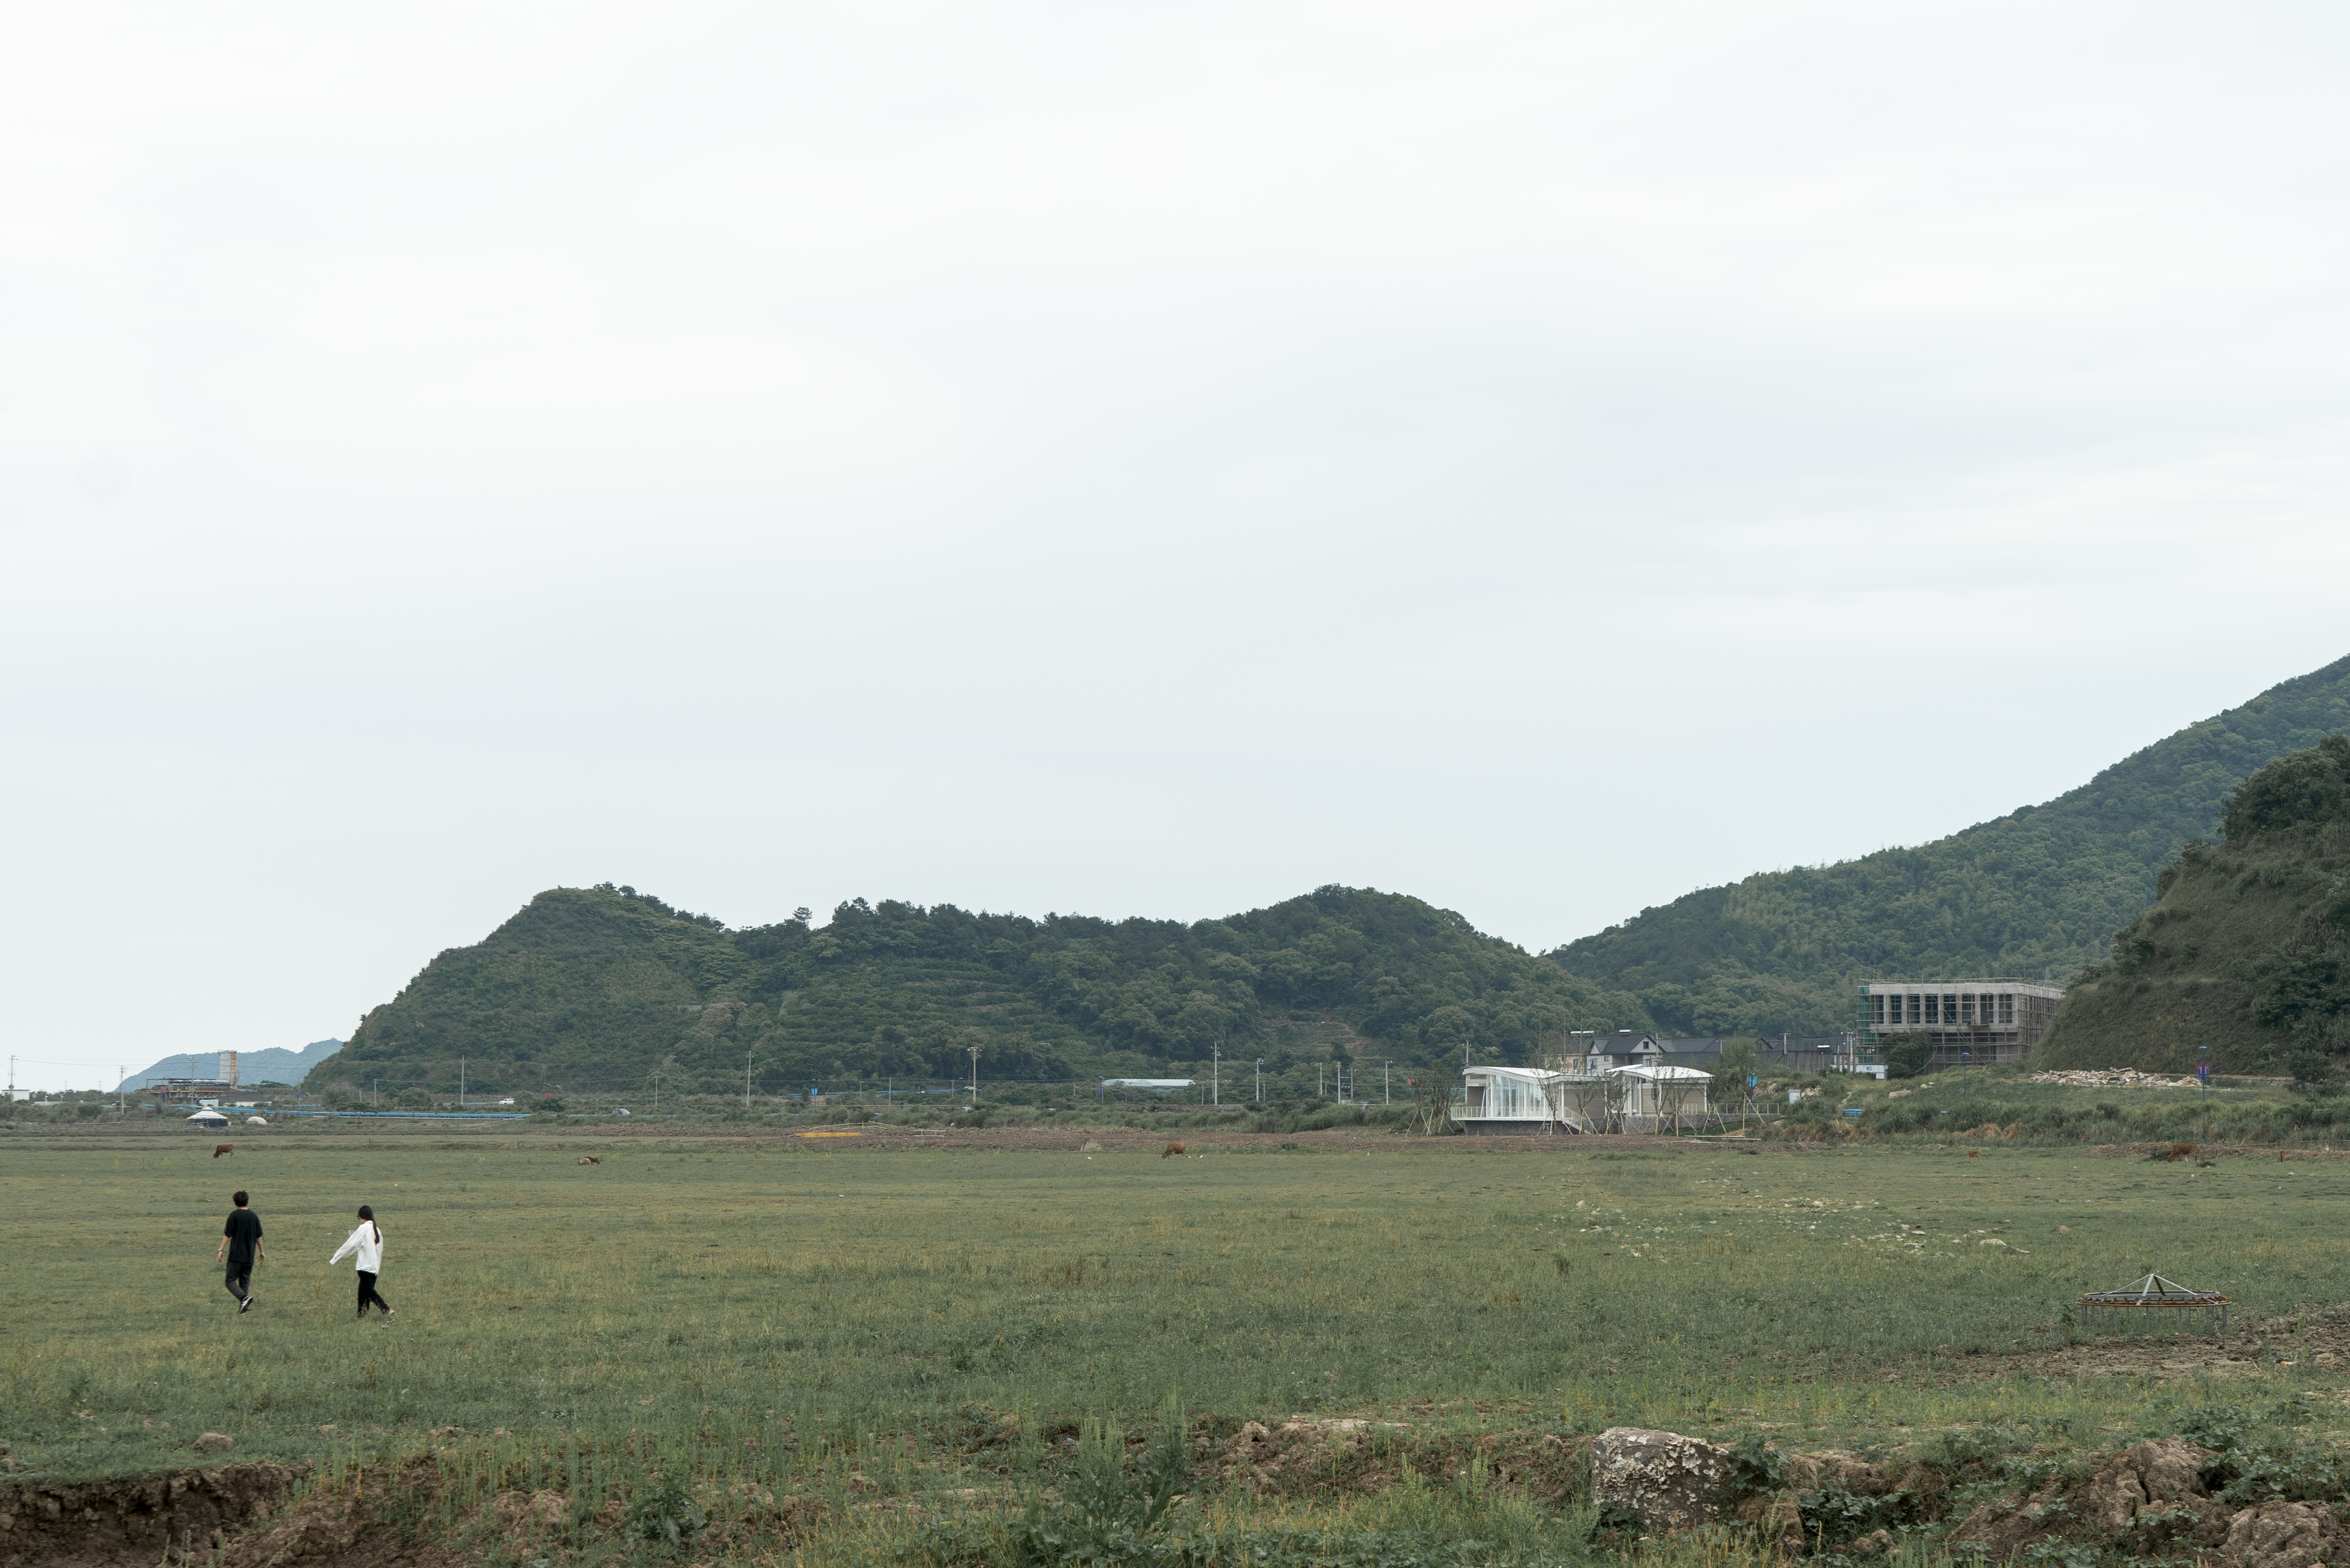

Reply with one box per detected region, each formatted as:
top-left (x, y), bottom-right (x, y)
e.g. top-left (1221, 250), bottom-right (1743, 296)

top-left (6, 2), bottom-right (2349, 1089)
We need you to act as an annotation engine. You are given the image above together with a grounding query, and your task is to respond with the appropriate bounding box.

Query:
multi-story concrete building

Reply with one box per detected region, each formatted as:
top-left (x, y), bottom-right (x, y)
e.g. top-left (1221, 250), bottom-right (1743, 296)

top-left (1862, 980), bottom-right (2063, 1067)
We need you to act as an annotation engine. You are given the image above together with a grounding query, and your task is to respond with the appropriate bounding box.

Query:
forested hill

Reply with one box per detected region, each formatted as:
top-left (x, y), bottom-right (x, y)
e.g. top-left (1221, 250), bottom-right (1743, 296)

top-left (1547, 653), bottom-right (2350, 1036)
top-left (2037, 736), bottom-right (2350, 1074)
top-left (306, 885), bottom-right (1651, 1098)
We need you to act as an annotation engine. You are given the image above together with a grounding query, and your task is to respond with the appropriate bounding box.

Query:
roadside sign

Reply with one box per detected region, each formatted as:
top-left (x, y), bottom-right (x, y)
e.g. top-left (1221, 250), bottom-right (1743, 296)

top-left (2198, 1064), bottom-right (2210, 1081)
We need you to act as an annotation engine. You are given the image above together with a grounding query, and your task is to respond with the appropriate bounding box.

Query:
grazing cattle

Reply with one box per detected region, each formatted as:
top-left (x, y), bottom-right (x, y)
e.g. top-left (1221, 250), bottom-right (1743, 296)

top-left (2169, 1143), bottom-right (2197, 1163)
top-left (577, 1156), bottom-right (600, 1166)
top-left (1965, 1148), bottom-right (1978, 1159)
top-left (213, 1144), bottom-right (233, 1159)
top-left (1161, 1142), bottom-right (1186, 1159)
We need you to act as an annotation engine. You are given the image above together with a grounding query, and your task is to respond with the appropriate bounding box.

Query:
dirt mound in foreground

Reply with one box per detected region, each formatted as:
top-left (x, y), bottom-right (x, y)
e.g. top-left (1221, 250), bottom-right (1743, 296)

top-left (1, 1459), bottom-right (831, 1568)
top-left (1209, 1418), bottom-right (1583, 1503)
top-left (0, 1463), bottom-right (304, 1567)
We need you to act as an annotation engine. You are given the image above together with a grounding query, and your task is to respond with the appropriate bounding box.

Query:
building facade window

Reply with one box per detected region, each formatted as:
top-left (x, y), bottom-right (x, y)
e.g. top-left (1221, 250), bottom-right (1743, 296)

top-left (1943, 993), bottom-right (1958, 1025)
top-left (1998, 994), bottom-right (2014, 1025)
top-left (1872, 995), bottom-right (1886, 1026)
top-left (1925, 995), bottom-right (1939, 1024)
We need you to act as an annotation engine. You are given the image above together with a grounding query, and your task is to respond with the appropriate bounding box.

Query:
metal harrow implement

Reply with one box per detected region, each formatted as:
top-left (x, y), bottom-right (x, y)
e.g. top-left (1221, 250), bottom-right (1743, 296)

top-left (2077, 1271), bottom-right (2229, 1333)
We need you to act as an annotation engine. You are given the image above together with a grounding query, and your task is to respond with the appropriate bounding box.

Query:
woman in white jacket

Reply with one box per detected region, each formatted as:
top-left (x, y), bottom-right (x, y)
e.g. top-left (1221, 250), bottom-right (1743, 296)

top-left (328, 1205), bottom-right (394, 1319)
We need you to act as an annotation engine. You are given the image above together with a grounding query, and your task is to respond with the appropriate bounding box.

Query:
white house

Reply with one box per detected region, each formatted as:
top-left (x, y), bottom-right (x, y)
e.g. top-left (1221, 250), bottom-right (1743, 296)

top-left (1451, 1061), bottom-right (1717, 1134)
top-left (1606, 1063), bottom-right (1713, 1128)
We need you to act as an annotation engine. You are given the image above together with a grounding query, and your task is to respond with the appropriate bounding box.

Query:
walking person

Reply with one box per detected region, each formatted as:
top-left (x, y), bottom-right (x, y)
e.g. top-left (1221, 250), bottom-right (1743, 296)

top-left (217, 1190), bottom-right (263, 1314)
top-left (329, 1205), bottom-right (394, 1319)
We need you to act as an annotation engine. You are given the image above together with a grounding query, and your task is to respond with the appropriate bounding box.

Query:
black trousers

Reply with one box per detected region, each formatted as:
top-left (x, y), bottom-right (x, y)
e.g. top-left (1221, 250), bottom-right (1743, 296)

top-left (224, 1260), bottom-right (253, 1302)
top-left (357, 1270), bottom-right (391, 1316)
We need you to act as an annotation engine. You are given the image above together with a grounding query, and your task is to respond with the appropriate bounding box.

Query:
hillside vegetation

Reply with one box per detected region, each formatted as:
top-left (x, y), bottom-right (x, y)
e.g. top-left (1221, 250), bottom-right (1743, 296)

top-left (306, 884), bottom-right (1649, 1097)
top-left (1548, 653), bottom-right (2350, 1035)
top-left (2038, 735), bottom-right (2350, 1073)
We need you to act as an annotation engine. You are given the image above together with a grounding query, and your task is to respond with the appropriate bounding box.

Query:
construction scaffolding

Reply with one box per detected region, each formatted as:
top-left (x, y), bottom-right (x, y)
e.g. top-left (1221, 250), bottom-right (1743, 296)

top-left (2076, 1272), bottom-right (2230, 1334)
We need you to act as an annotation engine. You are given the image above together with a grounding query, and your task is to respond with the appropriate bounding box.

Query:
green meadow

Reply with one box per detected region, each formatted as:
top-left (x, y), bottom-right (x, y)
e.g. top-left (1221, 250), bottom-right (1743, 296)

top-left (6, 1129), bottom-right (2349, 1560)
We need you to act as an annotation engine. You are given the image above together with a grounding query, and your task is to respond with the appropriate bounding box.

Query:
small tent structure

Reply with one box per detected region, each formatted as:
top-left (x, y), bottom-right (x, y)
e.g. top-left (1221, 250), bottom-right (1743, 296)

top-left (185, 1109), bottom-right (229, 1129)
top-left (1604, 1063), bottom-right (1713, 1133)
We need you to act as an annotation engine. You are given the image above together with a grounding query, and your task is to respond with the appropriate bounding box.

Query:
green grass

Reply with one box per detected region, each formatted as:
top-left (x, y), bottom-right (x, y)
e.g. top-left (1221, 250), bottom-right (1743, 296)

top-left (7, 1129), bottom-right (2350, 1558)
top-left (1783, 1064), bottom-right (2350, 1146)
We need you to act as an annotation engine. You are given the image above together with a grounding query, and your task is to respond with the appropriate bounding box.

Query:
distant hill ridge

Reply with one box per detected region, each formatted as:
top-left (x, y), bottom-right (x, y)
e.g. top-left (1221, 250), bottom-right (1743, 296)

top-left (1547, 653), bottom-right (2350, 1035)
top-left (122, 1038), bottom-right (343, 1092)
top-left (304, 885), bottom-right (1651, 1096)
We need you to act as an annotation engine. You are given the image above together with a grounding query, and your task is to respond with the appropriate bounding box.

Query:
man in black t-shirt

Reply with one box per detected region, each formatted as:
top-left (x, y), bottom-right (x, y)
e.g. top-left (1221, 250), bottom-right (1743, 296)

top-left (217, 1190), bottom-right (264, 1314)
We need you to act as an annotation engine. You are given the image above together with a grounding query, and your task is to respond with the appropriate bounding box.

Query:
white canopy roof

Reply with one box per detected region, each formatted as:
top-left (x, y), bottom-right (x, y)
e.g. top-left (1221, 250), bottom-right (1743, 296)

top-left (1604, 1063), bottom-right (1713, 1081)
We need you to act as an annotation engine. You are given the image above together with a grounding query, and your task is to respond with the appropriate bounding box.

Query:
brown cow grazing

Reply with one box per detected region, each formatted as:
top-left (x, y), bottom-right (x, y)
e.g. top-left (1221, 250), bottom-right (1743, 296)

top-left (577, 1156), bottom-right (600, 1165)
top-left (2169, 1143), bottom-right (2197, 1163)
top-left (1161, 1142), bottom-right (1186, 1159)
top-left (213, 1144), bottom-right (234, 1159)
top-left (1965, 1148), bottom-right (1978, 1159)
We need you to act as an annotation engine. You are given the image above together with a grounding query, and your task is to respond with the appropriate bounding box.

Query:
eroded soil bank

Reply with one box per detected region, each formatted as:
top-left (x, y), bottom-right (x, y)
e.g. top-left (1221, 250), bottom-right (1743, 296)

top-left (15, 1412), bottom-right (2350, 1568)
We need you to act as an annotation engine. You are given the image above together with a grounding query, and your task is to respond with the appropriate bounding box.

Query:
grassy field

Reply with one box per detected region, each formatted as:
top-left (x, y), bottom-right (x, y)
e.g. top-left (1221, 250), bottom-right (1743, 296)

top-left (6, 1125), bottom-right (2350, 1561)
top-left (1826, 1065), bottom-right (2350, 1147)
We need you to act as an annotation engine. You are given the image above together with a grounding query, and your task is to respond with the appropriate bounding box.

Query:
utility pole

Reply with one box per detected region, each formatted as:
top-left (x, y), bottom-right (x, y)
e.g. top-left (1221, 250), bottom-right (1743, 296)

top-left (1211, 1041), bottom-right (1220, 1106)
top-left (968, 1044), bottom-right (980, 1107)
top-left (459, 1057), bottom-right (465, 1110)
top-left (1318, 1064), bottom-right (1324, 1099)
top-left (1255, 1058), bottom-right (1262, 1103)
top-left (1382, 1060), bottom-right (1391, 1104)
top-left (2200, 1040), bottom-right (2211, 1143)
top-left (118, 1065), bottom-right (126, 1116)
top-left (746, 1047), bottom-right (754, 1112)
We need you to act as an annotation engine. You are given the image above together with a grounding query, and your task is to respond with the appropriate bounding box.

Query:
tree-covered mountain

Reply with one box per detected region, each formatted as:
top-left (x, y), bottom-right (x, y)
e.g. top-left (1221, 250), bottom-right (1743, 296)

top-left (2038, 736), bottom-right (2350, 1073)
top-left (1547, 653), bottom-right (2350, 1035)
top-left (305, 884), bottom-right (1650, 1097)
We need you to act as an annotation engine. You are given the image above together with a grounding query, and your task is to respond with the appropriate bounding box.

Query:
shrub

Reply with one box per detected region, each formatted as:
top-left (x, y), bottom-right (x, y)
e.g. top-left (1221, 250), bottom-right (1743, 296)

top-left (624, 1473), bottom-right (706, 1554)
top-left (1885, 1036), bottom-right (1933, 1078)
